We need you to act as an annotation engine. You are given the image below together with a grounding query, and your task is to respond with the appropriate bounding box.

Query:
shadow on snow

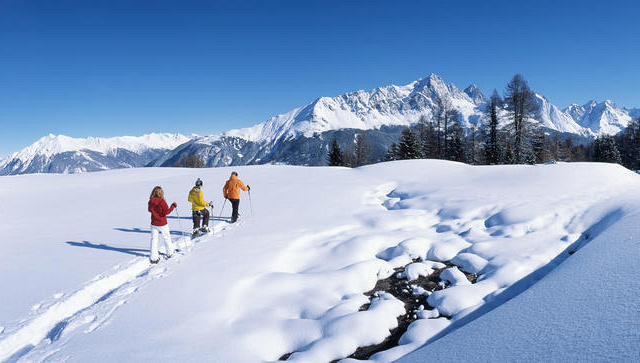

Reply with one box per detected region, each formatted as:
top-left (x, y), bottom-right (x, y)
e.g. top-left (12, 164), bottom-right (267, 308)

top-left (113, 227), bottom-right (188, 236)
top-left (419, 208), bottom-right (625, 350)
top-left (65, 240), bottom-right (148, 257)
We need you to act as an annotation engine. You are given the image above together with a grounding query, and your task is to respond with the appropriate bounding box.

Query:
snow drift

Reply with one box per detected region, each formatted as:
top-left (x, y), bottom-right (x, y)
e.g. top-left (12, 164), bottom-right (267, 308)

top-left (0, 160), bottom-right (639, 362)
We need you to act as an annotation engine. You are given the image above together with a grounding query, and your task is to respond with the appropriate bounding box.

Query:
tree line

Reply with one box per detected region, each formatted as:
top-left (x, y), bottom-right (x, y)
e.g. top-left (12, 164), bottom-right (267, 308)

top-left (329, 74), bottom-right (639, 170)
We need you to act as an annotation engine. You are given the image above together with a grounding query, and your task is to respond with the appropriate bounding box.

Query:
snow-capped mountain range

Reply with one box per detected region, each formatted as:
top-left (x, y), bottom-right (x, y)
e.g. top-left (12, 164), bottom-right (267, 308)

top-left (221, 73), bottom-right (638, 142)
top-left (0, 133), bottom-right (191, 175)
top-left (1, 74), bottom-right (639, 175)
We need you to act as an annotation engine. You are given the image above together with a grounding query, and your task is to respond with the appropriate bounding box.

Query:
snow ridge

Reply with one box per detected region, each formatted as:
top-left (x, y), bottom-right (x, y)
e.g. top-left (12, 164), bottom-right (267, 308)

top-left (9, 133), bottom-right (192, 163)
top-left (0, 133), bottom-right (193, 175)
top-left (562, 100), bottom-right (633, 135)
top-left (223, 74), bottom-right (487, 143)
top-left (222, 74), bottom-right (638, 144)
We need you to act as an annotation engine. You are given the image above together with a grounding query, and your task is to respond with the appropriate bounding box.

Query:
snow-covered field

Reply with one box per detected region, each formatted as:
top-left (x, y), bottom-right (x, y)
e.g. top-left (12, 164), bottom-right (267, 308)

top-left (0, 161), bottom-right (638, 362)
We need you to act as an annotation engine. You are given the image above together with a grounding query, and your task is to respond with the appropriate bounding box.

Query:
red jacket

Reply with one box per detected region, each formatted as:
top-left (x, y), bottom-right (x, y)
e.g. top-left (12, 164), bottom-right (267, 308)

top-left (148, 197), bottom-right (175, 226)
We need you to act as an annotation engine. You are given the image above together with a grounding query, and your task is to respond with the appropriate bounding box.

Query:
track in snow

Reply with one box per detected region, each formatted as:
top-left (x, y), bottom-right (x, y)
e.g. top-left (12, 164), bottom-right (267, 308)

top-left (0, 219), bottom-right (241, 362)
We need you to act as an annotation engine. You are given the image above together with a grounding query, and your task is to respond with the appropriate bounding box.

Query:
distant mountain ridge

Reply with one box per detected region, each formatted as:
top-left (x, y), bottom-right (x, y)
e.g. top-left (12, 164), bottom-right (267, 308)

top-left (153, 74), bottom-right (638, 168)
top-left (0, 133), bottom-right (192, 175)
top-left (2, 74), bottom-right (639, 175)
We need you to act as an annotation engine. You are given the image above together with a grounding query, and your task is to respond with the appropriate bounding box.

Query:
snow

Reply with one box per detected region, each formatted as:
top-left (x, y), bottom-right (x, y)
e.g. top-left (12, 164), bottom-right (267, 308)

top-left (1, 160), bottom-right (639, 362)
top-left (450, 252), bottom-right (488, 274)
top-left (5, 75), bottom-right (639, 176)
top-left (438, 267), bottom-right (471, 287)
top-left (399, 201), bottom-right (640, 362)
top-left (223, 74), bottom-right (487, 143)
top-left (5, 133), bottom-right (193, 164)
top-left (563, 99), bottom-right (634, 136)
top-left (223, 74), bottom-right (638, 147)
top-left (397, 261), bottom-right (446, 281)
top-left (535, 93), bottom-right (587, 135)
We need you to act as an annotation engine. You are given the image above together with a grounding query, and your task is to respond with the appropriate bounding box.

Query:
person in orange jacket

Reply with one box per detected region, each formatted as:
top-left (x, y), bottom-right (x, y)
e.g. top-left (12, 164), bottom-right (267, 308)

top-left (222, 171), bottom-right (249, 223)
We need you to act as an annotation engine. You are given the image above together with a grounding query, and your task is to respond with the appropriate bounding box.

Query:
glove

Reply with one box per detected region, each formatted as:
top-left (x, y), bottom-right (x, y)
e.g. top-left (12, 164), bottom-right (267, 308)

top-left (209, 201), bottom-right (213, 207)
top-left (247, 185), bottom-right (251, 191)
top-left (171, 202), bottom-right (177, 208)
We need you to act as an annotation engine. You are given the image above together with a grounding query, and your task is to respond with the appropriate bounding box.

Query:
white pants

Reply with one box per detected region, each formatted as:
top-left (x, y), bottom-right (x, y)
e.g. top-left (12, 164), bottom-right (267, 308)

top-left (150, 224), bottom-right (176, 261)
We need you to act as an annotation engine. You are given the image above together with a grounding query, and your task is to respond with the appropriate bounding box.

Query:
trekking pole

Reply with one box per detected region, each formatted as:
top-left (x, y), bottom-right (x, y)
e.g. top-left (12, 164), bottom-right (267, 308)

top-left (219, 198), bottom-right (227, 221)
top-left (175, 206), bottom-right (184, 238)
top-left (210, 204), bottom-right (214, 235)
top-left (248, 190), bottom-right (253, 216)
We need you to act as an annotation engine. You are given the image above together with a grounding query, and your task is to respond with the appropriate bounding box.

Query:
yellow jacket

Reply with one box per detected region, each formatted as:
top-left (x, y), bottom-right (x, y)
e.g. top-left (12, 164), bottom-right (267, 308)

top-left (223, 175), bottom-right (248, 199)
top-left (188, 187), bottom-right (210, 211)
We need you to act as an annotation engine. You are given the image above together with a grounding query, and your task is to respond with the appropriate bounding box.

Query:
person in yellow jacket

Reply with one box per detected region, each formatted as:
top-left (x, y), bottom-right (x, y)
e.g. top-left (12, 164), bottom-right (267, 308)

top-left (188, 178), bottom-right (212, 233)
top-left (222, 171), bottom-right (249, 223)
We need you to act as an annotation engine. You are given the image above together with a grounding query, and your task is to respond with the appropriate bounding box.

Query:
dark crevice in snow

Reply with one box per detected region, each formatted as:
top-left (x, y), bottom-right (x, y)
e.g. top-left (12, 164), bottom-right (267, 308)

top-left (349, 261), bottom-right (476, 361)
top-left (278, 260), bottom-right (478, 362)
top-left (410, 208), bottom-right (626, 354)
top-left (278, 352), bottom-right (292, 361)
top-left (45, 320), bottom-right (69, 342)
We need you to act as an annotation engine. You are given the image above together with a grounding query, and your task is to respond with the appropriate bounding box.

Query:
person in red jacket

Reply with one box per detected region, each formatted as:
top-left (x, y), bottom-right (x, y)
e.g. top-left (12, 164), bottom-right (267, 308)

top-left (148, 186), bottom-right (179, 263)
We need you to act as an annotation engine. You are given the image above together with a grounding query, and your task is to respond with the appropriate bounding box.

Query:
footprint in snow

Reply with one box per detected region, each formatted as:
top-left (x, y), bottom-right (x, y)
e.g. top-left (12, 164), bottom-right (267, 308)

top-left (149, 267), bottom-right (167, 278)
top-left (84, 300), bottom-right (126, 334)
top-left (118, 286), bottom-right (138, 296)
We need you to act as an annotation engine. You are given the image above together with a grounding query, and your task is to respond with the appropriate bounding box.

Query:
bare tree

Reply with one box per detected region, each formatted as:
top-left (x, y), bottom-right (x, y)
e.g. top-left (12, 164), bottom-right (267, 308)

top-left (432, 96), bottom-right (458, 159)
top-left (342, 147), bottom-right (357, 168)
top-left (179, 154), bottom-right (206, 168)
top-left (432, 97), bottom-right (444, 158)
top-left (355, 132), bottom-right (374, 166)
top-left (504, 74), bottom-right (540, 163)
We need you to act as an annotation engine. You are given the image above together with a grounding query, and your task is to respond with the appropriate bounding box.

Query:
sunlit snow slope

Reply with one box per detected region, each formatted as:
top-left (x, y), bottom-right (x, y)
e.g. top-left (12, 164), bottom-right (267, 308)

top-left (0, 161), bottom-right (638, 362)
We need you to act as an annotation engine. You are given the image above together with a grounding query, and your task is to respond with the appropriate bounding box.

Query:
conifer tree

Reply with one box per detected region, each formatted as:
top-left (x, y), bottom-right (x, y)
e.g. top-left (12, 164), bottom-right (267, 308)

top-left (327, 139), bottom-right (344, 166)
top-left (466, 125), bottom-right (481, 165)
top-left (385, 142), bottom-right (399, 161)
top-left (443, 107), bottom-right (460, 158)
top-left (484, 90), bottom-right (501, 164)
top-left (531, 127), bottom-right (548, 163)
top-left (503, 142), bottom-right (516, 164)
top-left (416, 116), bottom-right (431, 158)
top-left (446, 121), bottom-right (466, 162)
top-left (422, 122), bottom-right (439, 158)
top-left (592, 135), bottom-right (622, 164)
top-left (397, 128), bottom-right (422, 160)
top-left (617, 117), bottom-right (640, 169)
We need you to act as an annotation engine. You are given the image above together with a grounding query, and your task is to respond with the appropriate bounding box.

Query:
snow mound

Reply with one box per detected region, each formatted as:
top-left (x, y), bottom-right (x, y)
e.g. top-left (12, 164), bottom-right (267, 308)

top-left (1, 160), bottom-right (639, 362)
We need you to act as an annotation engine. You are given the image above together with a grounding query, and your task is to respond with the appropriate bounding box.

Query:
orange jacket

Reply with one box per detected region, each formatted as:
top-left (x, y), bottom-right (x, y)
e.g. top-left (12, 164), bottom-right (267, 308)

top-left (223, 175), bottom-right (248, 199)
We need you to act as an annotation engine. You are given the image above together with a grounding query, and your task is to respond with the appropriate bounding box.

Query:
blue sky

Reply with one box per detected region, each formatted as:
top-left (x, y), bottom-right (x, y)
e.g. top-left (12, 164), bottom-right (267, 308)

top-left (1, 0), bottom-right (639, 157)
